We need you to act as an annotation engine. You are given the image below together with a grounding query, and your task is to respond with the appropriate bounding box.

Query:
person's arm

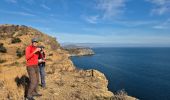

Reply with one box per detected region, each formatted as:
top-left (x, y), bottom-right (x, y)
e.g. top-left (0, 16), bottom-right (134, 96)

top-left (43, 51), bottom-right (46, 62)
top-left (44, 51), bottom-right (46, 59)
top-left (26, 47), bottom-right (40, 61)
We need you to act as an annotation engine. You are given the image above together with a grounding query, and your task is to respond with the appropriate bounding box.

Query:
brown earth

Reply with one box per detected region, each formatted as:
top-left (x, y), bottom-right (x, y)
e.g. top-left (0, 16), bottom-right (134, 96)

top-left (0, 24), bottom-right (136, 100)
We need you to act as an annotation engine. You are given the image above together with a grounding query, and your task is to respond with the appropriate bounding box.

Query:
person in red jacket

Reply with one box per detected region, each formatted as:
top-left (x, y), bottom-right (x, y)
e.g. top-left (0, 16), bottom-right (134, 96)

top-left (25, 38), bottom-right (42, 100)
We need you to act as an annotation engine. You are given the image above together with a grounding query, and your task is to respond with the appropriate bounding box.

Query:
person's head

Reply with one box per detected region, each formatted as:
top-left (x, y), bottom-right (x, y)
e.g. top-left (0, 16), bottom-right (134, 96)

top-left (38, 45), bottom-right (45, 51)
top-left (31, 38), bottom-right (38, 47)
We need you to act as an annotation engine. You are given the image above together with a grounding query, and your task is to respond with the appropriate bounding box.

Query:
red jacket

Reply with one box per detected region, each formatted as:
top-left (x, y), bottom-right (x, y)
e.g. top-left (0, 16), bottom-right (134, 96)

top-left (25, 45), bottom-right (39, 67)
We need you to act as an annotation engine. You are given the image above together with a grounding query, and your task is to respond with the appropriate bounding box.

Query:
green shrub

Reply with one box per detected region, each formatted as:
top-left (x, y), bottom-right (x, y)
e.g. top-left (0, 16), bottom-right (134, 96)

top-left (0, 43), bottom-right (7, 53)
top-left (0, 59), bottom-right (6, 63)
top-left (11, 38), bottom-right (21, 43)
top-left (16, 48), bottom-right (25, 58)
top-left (13, 61), bottom-right (19, 65)
top-left (9, 61), bottom-right (20, 66)
top-left (0, 43), bottom-right (3, 46)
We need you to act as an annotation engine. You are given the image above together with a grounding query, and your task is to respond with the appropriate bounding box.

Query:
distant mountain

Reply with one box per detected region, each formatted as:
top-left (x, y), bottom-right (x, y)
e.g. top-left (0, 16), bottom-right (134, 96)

top-left (61, 43), bottom-right (106, 48)
top-left (62, 43), bottom-right (170, 48)
top-left (62, 44), bottom-right (95, 56)
top-left (62, 44), bottom-right (87, 49)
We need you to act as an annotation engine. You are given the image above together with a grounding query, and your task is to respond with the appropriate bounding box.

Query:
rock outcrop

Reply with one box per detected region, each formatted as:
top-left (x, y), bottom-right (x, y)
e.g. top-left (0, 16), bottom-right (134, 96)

top-left (64, 47), bottom-right (95, 56)
top-left (0, 24), bottom-right (136, 100)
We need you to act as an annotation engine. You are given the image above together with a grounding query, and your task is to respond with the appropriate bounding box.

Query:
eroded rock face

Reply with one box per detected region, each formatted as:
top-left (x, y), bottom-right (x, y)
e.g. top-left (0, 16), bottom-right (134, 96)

top-left (0, 24), bottom-right (117, 100)
top-left (36, 69), bottom-right (114, 100)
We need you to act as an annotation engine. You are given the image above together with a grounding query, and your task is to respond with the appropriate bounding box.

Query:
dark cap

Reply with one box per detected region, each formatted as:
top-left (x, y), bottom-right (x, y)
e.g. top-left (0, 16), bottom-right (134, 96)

top-left (31, 38), bottom-right (38, 43)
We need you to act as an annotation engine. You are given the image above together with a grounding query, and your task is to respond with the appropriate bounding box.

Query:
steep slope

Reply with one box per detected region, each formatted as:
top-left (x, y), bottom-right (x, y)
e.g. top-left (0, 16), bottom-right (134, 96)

top-left (0, 24), bottom-right (136, 100)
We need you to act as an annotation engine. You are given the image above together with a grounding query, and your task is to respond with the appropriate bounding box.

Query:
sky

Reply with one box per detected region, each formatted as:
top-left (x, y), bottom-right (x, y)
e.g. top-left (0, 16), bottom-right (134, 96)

top-left (0, 0), bottom-right (170, 46)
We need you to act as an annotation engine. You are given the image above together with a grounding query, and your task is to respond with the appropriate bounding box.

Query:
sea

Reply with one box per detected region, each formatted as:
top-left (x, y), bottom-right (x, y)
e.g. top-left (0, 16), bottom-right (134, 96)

top-left (71, 47), bottom-right (170, 100)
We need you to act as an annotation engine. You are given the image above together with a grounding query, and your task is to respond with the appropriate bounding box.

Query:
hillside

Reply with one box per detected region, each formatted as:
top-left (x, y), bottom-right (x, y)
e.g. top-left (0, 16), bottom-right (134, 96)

top-left (0, 24), bottom-right (136, 100)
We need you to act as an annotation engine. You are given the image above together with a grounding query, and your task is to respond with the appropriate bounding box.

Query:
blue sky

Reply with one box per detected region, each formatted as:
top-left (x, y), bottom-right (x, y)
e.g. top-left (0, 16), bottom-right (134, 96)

top-left (0, 0), bottom-right (170, 46)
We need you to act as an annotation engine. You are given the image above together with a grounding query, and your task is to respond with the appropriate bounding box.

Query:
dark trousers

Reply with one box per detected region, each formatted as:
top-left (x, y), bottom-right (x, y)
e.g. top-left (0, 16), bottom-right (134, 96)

top-left (39, 63), bottom-right (46, 87)
top-left (26, 66), bottom-right (39, 97)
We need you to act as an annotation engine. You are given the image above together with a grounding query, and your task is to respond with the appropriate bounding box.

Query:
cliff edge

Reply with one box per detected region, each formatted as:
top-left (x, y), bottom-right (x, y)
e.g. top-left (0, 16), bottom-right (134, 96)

top-left (0, 24), bottom-right (136, 100)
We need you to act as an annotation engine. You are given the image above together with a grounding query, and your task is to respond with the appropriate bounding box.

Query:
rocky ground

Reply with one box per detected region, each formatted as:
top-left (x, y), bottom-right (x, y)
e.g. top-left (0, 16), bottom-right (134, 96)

top-left (0, 24), bottom-right (136, 100)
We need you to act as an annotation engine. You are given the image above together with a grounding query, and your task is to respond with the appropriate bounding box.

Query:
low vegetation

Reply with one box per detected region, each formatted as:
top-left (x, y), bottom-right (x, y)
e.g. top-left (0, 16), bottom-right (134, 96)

top-left (0, 59), bottom-right (6, 63)
top-left (0, 43), bottom-right (7, 53)
top-left (16, 48), bottom-right (24, 58)
top-left (0, 24), bottom-right (136, 100)
top-left (11, 38), bottom-right (21, 44)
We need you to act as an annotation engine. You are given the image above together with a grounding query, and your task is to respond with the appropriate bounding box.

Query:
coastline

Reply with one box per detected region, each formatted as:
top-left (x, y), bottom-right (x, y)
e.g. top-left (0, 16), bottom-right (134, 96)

top-left (64, 47), bottom-right (95, 57)
top-left (0, 24), bottom-right (137, 100)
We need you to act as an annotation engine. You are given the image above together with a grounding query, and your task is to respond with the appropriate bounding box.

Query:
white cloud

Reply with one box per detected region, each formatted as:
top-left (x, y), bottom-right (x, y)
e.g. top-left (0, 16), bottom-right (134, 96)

top-left (114, 20), bottom-right (158, 27)
top-left (96, 0), bottom-right (126, 19)
top-left (151, 6), bottom-right (169, 15)
top-left (147, 0), bottom-right (170, 15)
top-left (17, 12), bottom-right (35, 16)
top-left (84, 0), bottom-right (127, 23)
top-left (83, 15), bottom-right (99, 24)
top-left (0, 10), bottom-right (35, 16)
top-left (147, 0), bottom-right (168, 5)
top-left (25, 0), bottom-right (34, 4)
top-left (153, 18), bottom-right (170, 29)
top-left (40, 4), bottom-right (51, 10)
top-left (5, 0), bottom-right (17, 3)
top-left (5, 0), bottom-right (34, 4)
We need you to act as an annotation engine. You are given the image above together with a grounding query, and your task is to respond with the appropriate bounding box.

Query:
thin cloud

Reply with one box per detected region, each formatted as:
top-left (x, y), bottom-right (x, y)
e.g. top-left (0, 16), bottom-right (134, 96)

top-left (0, 10), bottom-right (35, 16)
top-left (24, 0), bottom-right (34, 5)
top-left (96, 0), bottom-right (126, 19)
top-left (83, 15), bottom-right (99, 24)
top-left (114, 20), bottom-right (158, 27)
top-left (146, 0), bottom-right (170, 15)
top-left (5, 0), bottom-right (17, 3)
top-left (153, 19), bottom-right (170, 29)
top-left (5, 0), bottom-right (34, 4)
top-left (84, 0), bottom-right (127, 23)
top-left (21, 7), bottom-right (33, 12)
top-left (40, 4), bottom-right (51, 10)
top-left (17, 12), bottom-right (35, 16)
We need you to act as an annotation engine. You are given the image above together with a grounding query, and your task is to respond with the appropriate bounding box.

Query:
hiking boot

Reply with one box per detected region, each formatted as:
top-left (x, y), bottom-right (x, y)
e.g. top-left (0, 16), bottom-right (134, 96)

top-left (32, 93), bottom-right (42, 97)
top-left (42, 86), bottom-right (47, 89)
top-left (41, 85), bottom-right (46, 88)
top-left (25, 97), bottom-right (35, 100)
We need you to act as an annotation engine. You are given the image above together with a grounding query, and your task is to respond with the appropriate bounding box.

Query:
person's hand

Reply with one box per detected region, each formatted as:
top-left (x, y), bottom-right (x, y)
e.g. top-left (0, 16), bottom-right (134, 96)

top-left (42, 49), bottom-right (45, 52)
top-left (43, 60), bottom-right (46, 62)
top-left (38, 59), bottom-right (43, 63)
top-left (34, 48), bottom-right (41, 53)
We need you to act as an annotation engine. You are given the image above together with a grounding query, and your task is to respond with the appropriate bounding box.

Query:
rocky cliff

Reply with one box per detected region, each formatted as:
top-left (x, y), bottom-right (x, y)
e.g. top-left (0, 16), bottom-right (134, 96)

top-left (0, 24), bottom-right (136, 100)
top-left (64, 47), bottom-right (95, 56)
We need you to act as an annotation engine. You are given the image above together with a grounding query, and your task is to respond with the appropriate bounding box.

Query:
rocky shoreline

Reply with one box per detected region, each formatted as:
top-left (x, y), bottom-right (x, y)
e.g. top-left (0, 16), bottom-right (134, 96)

top-left (64, 47), bottom-right (95, 56)
top-left (0, 24), bottom-right (136, 100)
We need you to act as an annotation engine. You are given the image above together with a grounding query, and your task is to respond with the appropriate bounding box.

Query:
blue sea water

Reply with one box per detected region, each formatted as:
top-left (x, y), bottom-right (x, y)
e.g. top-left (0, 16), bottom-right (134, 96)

top-left (71, 47), bottom-right (170, 100)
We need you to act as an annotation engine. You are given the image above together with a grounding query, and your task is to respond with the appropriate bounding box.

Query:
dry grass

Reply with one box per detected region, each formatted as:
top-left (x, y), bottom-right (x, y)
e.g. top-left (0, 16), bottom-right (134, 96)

top-left (0, 25), bottom-right (137, 100)
top-left (0, 66), bottom-right (27, 100)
